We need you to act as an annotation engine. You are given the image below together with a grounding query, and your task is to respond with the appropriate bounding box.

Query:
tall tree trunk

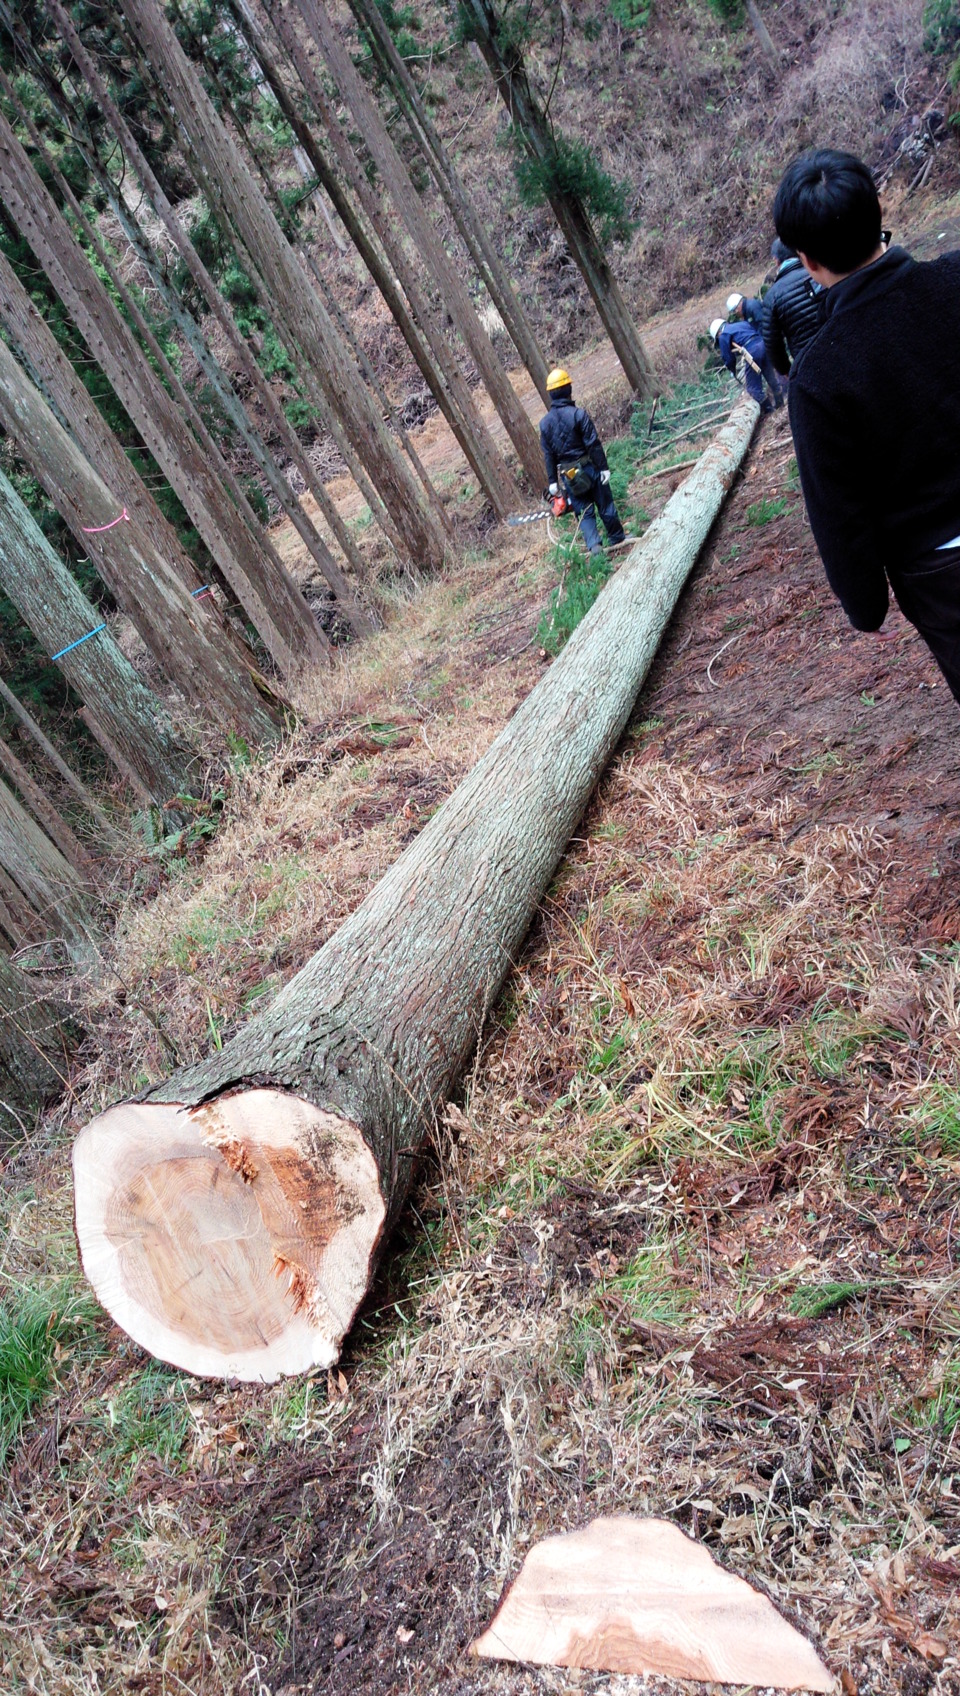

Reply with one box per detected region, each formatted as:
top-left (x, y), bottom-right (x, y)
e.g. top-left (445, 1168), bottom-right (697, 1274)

top-left (115, 0), bottom-right (448, 573)
top-left (745, 0), bottom-right (780, 71)
top-left (0, 675), bottom-right (118, 842)
top-left (0, 774), bottom-right (93, 960)
top-left (345, 0), bottom-right (549, 401)
top-left (0, 463), bottom-right (199, 805)
top-left (251, 0), bottom-right (520, 517)
top-left (0, 733), bottom-right (92, 875)
top-left (296, 0), bottom-right (544, 489)
top-left (1, 65), bottom-right (335, 663)
top-left (72, 396), bottom-right (759, 1382)
top-left (0, 340), bottom-right (276, 748)
top-left (0, 109), bottom-right (328, 672)
top-left (456, 0), bottom-right (657, 398)
top-left (201, 48), bottom-right (453, 545)
top-left (45, 0), bottom-right (374, 599)
top-left (0, 950), bottom-right (78, 1134)
top-left (0, 868), bottom-right (41, 951)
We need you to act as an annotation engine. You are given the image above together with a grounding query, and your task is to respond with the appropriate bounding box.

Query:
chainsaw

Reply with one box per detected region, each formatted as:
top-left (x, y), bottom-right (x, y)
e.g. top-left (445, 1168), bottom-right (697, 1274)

top-left (506, 487), bottom-right (569, 527)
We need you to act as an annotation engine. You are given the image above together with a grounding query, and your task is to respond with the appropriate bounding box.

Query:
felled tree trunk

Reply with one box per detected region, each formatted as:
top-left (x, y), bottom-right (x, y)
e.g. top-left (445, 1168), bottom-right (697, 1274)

top-left (0, 950), bottom-right (78, 1136)
top-left (74, 398), bottom-right (758, 1382)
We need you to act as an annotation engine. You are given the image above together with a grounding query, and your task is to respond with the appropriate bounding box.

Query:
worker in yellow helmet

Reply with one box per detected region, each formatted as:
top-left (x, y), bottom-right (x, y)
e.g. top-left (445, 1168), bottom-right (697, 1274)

top-left (540, 367), bottom-right (635, 556)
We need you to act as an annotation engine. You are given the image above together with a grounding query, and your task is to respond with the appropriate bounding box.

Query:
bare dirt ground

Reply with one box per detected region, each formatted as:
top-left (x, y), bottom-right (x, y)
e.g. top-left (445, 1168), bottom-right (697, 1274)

top-left (5, 209), bottom-right (960, 1696)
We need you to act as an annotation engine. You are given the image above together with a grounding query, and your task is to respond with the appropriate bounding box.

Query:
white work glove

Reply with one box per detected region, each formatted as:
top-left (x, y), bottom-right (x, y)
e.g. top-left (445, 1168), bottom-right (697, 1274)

top-left (599, 469), bottom-right (611, 486)
top-left (548, 482), bottom-right (559, 495)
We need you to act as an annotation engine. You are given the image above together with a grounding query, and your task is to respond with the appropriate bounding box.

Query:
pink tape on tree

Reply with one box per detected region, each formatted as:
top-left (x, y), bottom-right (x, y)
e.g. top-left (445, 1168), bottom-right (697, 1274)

top-left (82, 507), bottom-right (130, 533)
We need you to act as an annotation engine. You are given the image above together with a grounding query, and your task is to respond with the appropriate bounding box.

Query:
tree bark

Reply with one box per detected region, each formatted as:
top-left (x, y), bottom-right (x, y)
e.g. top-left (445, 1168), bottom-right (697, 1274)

top-left (115, 0), bottom-right (448, 573)
top-left (0, 949), bottom-right (78, 1135)
top-left (744, 0), bottom-right (780, 71)
top-left (0, 773), bottom-right (94, 959)
top-left (0, 733), bottom-right (92, 875)
top-left (295, 0), bottom-right (544, 489)
top-left (0, 675), bottom-right (117, 842)
top-left (73, 396), bottom-right (759, 1381)
top-left (0, 110), bottom-right (329, 676)
top-left (0, 462), bottom-right (197, 806)
top-left (243, 0), bottom-right (520, 517)
top-left (1, 65), bottom-right (335, 665)
top-left (456, 0), bottom-right (657, 399)
top-left (45, 0), bottom-right (374, 601)
top-left (346, 0), bottom-right (549, 401)
top-left (0, 343), bottom-right (275, 751)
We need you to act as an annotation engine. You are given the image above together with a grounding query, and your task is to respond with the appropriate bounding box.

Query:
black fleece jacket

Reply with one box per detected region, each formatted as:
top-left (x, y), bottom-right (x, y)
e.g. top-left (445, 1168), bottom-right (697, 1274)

top-left (788, 246), bottom-right (960, 630)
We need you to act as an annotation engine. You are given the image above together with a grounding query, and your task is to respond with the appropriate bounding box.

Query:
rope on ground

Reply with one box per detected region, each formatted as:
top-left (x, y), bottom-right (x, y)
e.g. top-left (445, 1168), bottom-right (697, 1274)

top-left (706, 630), bottom-right (747, 686)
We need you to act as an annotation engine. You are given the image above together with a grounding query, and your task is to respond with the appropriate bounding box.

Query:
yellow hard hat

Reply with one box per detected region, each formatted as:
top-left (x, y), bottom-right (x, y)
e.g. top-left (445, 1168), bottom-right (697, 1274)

top-left (546, 367), bottom-right (571, 391)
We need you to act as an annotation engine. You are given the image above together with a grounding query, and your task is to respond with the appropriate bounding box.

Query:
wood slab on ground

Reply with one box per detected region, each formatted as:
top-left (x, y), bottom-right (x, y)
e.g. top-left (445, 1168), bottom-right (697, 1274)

top-left (471, 1516), bottom-right (834, 1690)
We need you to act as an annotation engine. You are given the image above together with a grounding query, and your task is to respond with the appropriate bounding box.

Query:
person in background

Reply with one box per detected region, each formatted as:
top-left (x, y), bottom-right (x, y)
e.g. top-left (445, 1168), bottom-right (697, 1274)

top-left (761, 237), bottom-right (823, 375)
top-left (540, 367), bottom-right (636, 557)
top-left (710, 316), bottom-right (784, 412)
top-left (774, 146), bottom-right (960, 702)
top-left (726, 290), bottom-right (764, 332)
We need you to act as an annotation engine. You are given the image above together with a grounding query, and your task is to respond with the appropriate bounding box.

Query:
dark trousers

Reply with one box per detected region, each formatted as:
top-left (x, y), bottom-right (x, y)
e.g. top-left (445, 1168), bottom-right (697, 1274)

top-left (890, 542), bottom-right (960, 703)
top-left (568, 472), bottom-right (626, 553)
top-left (744, 352), bottom-right (785, 409)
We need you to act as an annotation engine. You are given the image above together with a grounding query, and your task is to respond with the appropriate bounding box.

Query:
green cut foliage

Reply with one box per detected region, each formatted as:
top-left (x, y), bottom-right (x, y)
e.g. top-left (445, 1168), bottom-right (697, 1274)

top-left (513, 132), bottom-right (635, 246)
top-left (608, 0), bottom-right (652, 27)
top-left (924, 0), bottom-right (960, 55)
top-left (538, 541), bottom-right (614, 655)
top-left (790, 1282), bottom-right (866, 1319)
top-left (745, 496), bottom-right (788, 526)
top-left (706, 0), bottom-right (744, 20)
top-left (0, 1285), bottom-right (100, 1468)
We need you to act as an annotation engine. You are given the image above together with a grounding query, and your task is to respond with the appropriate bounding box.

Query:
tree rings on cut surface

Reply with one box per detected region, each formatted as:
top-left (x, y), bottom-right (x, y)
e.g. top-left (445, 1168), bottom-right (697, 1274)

top-left (73, 1089), bottom-right (385, 1381)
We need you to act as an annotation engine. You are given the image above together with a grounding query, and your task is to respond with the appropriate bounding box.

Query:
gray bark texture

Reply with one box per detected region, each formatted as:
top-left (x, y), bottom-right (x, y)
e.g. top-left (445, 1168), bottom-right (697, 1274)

top-left (74, 397), bottom-right (757, 1378)
top-left (0, 675), bottom-right (118, 842)
top-left (0, 463), bottom-right (196, 806)
top-left (0, 774), bottom-right (94, 959)
top-left (0, 332), bottom-right (277, 745)
top-left (45, 0), bottom-right (373, 603)
top-left (345, 0), bottom-right (549, 400)
top-left (256, 0), bottom-right (521, 518)
top-left (745, 0), bottom-right (780, 70)
top-left (457, 0), bottom-right (657, 398)
top-left (0, 108), bottom-right (322, 674)
top-left (115, 0), bottom-right (447, 572)
top-left (0, 950), bottom-right (78, 1134)
top-left (0, 733), bottom-right (91, 874)
top-left (296, 0), bottom-right (544, 489)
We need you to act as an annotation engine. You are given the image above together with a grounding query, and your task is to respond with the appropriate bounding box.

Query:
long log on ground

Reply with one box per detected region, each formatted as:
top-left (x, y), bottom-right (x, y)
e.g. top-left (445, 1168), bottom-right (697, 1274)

top-left (73, 396), bottom-right (759, 1382)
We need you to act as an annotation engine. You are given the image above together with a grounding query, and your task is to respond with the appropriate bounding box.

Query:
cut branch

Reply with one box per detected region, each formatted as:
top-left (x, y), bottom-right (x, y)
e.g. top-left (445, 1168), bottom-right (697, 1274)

top-left (73, 398), bottom-right (758, 1381)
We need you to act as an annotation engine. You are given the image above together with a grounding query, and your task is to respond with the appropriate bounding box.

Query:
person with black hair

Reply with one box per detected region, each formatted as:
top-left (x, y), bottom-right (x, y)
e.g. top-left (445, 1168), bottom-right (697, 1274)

top-left (540, 367), bottom-right (634, 556)
top-left (761, 238), bottom-right (823, 375)
top-left (775, 146), bottom-right (960, 703)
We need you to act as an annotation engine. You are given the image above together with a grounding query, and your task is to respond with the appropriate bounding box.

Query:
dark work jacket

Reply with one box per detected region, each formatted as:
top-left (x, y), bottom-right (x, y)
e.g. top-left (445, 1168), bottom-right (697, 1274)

top-left (740, 296), bottom-right (764, 332)
top-left (761, 257), bottom-right (823, 374)
top-left (540, 396), bottom-right (608, 484)
top-left (788, 246), bottom-right (960, 630)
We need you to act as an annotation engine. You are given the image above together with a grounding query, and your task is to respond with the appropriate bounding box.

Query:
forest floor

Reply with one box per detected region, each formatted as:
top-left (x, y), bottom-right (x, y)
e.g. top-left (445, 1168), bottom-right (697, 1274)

top-left (4, 199), bottom-right (960, 1696)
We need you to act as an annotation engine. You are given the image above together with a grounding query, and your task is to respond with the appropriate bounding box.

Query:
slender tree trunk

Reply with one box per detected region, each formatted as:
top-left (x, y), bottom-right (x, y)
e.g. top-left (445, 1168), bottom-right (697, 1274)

top-left (0, 464), bottom-right (199, 804)
top-left (0, 675), bottom-right (117, 841)
top-left (204, 53), bottom-right (453, 544)
top-left (0, 341), bottom-right (276, 747)
top-left (296, 0), bottom-right (543, 489)
top-left (745, 0), bottom-right (780, 71)
top-left (0, 950), bottom-right (78, 1133)
top-left (0, 869), bottom-right (40, 951)
top-left (0, 734), bottom-right (92, 875)
top-left (0, 109), bottom-right (329, 671)
top-left (345, 0), bottom-right (549, 401)
top-left (115, 0), bottom-right (447, 573)
top-left (252, 0), bottom-right (520, 517)
top-left (456, 0), bottom-right (657, 398)
top-left (1, 67), bottom-right (335, 664)
top-left (73, 396), bottom-right (759, 1382)
top-left (46, 0), bottom-right (374, 598)
top-left (0, 774), bottom-right (93, 959)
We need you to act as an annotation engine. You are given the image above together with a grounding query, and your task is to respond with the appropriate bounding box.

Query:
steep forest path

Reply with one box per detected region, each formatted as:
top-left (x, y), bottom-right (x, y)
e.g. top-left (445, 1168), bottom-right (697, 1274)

top-left (269, 281), bottom-right (730, 569)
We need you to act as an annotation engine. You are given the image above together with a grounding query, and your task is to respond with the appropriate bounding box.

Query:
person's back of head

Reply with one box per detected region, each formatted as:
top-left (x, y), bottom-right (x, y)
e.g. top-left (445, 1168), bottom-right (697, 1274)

top-left (546, 366), bottom-right (573, 404)
top-left (773, 149), bottom-right (881, 275)
top-left (770, 236), bottom-right (797, 267)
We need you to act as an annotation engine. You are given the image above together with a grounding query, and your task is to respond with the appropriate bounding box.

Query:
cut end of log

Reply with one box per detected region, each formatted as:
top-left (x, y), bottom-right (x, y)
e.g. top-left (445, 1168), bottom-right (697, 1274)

top-left (73, 1088), bottom-right (385, 1381)
top-left (471, 1516), bottom-right (835, 1690)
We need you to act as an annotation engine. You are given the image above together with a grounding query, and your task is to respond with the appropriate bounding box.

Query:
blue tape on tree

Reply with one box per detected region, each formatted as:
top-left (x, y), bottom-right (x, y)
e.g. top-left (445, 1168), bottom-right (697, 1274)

top-left (50, 623), bottom-right (108, 663)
